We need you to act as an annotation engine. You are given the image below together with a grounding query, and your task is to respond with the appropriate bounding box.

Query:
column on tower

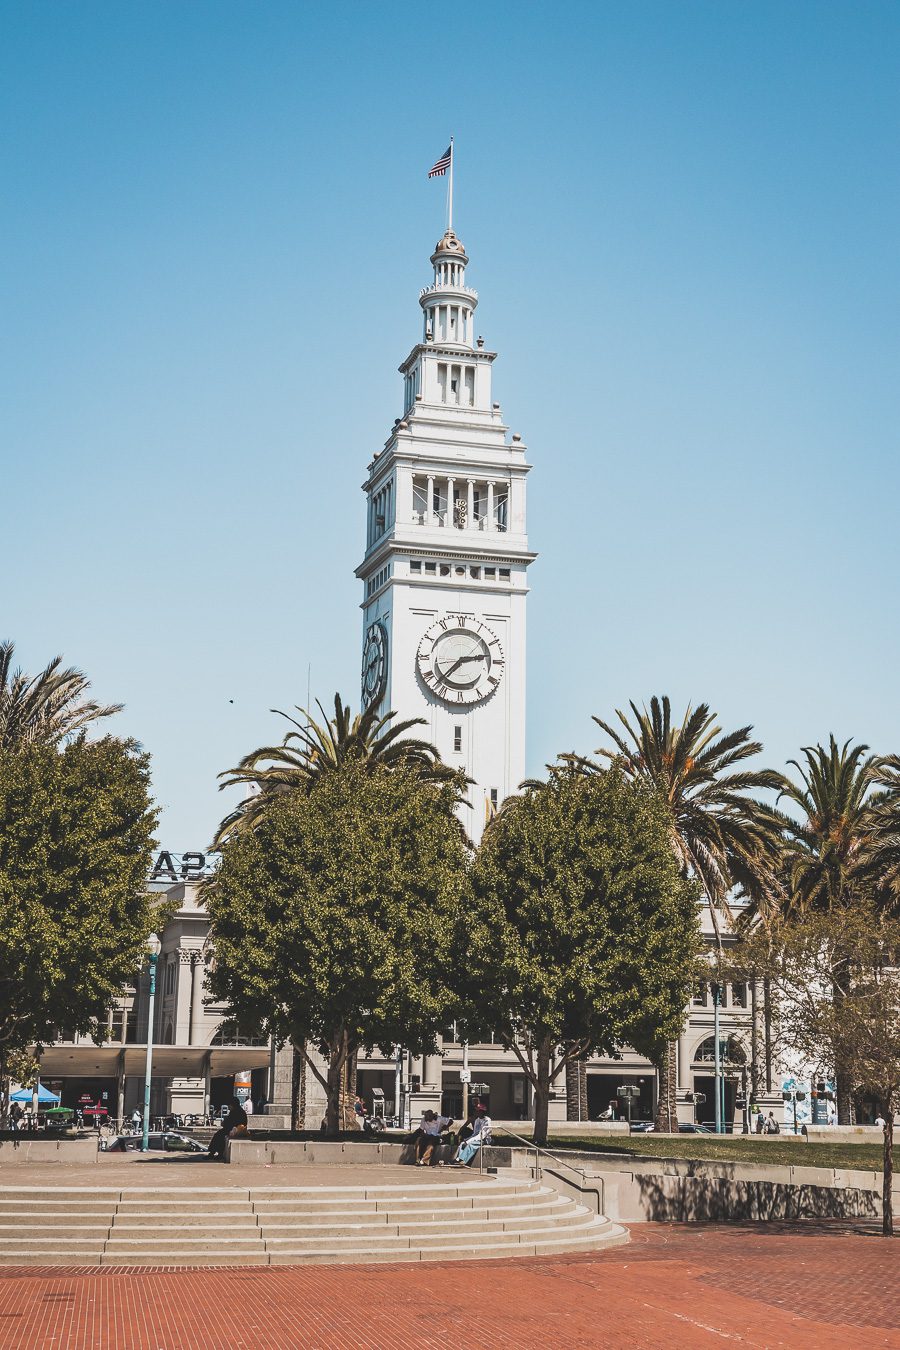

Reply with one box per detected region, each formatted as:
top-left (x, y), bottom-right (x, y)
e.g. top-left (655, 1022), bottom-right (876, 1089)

top-left (487, 481), bottom-right (495, 531)
top-left (467, 479), bottom-right (474, 530)
top-left (447, 477), bottom-right (455, 528)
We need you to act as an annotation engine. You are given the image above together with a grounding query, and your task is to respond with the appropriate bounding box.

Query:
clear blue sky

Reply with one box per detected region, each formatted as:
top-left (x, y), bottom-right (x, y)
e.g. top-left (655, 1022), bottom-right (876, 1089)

top-left (3, 1), bottom-right (898, 848)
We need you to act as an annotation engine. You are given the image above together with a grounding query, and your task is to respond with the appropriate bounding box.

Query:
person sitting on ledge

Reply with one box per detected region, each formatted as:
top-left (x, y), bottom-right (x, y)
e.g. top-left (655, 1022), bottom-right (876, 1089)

top-left (415, 1109), bottom-right (454, 1166)
top-left (453, 1103), bottom-right (491, 1166)
top-left (207, 1098), bottom-right (248, 1160)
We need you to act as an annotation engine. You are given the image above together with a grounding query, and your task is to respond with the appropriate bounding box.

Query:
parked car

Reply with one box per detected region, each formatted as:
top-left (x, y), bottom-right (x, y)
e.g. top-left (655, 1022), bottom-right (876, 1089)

top-left (105, 1131), bottom-right (206, 1153)
top-left (678, 1122), bottom-right (713, 1133)
top-left (629, 1121), bottom-right (655, 1133)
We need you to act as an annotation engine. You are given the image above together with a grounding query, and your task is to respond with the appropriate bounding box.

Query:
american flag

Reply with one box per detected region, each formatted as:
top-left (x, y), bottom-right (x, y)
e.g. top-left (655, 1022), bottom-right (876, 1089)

top-left (428, 145), bottom-right (452, 178)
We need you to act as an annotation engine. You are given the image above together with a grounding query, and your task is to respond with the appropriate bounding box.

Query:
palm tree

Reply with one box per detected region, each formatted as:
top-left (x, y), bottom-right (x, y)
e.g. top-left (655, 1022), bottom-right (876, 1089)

top-left (563, 696), bottom-right (785, 1131)
top-left (213, 693), bottom-right (463, 846)
top-left (773, 737), bottom-right (895, 1123)
top-left (0, 639), bottom-right (122, 750)
top-left (566, 697), bottom-right (785, 936)
top-left (775, 738), bottom-right (883, 916)
top-left (867, 754), bottom-right (900, 915)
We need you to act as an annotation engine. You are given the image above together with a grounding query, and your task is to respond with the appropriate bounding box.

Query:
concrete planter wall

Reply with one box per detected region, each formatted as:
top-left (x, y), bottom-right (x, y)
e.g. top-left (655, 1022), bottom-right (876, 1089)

top-left (0, 1137), bottom-right (98, 1165)
top-left (509, 1148), bottom-right (897, 1224)
top-left (227, 1139), bottom-right (515, 1168)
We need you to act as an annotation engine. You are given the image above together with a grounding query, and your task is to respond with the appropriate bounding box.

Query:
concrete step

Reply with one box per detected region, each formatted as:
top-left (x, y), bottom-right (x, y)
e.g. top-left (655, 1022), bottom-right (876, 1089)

top-left (2, 1252), bottom-right (106, 1266)
top-left (0, 1238), bottom-right (109, 1253)
top-left (111, 1215), bottom-right (256, 1231)
top-left (0, 1216), bottom-right (113, 1230)
top-left (0, 1224), bottom-right (111, 1238)
top-left (111, 1226), bottom-right (260, 1241)
top-left (248, 1184), bottom-right (550, 1203)
top-left (265, 1242), bottom-right (534, 1266)
top-left (257, 1211), bottom-right (590, 1240)
top-left (0, 1202), bottom-right (117, 1217)
top-left (113, 1208), bottom-right (253, 1220)
top-left (246, 1204), bottom-right (569, 1225)
top-left (104, 1240), bottom-right (265, 1256)
top-left (100, 1250), bottom-right (270, 1267)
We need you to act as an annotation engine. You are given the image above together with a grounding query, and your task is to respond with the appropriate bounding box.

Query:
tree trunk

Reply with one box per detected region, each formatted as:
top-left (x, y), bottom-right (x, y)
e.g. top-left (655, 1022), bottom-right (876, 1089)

top-left (653, 1040), bottom-right (678, 1133)
top-left (883, 1098), bottom-right (894, 1239)
top-left (339, 1046), bottom-right (358, 1131)
top-left (0, 1054), bottom-right (7, 1131)
top-left (290, 1043), bottom-right (305, 1132)
top-left (831, 976), bottom-right (853, 1125)
top-left (324, 1032), bottom-right (349, 1136)
top-left (835, 1069), bottom-right (853, 1127)
top-left (565, 1055), bottom-right (588, 1122)
top-left (532, 1037), bottom-right (552, 1148)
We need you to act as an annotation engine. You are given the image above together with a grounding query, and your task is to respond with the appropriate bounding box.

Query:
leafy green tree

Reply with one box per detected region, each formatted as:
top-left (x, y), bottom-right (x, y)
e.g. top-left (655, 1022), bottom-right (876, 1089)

top-left (214, 694), bottom-right (460, 846)
top-left (734, 906), bottom-right (900, 1236)
top-left (0, 640), bottom-right (121, 750)
top-left (464, 768), bottom-right (702, 1146)
top-left (762, 737), bottom-right (897, 1121)
top-left (0, 737), bottom-right (158, 1120)
top-left (204, 763), bottom-right (470, 1134)
top-left (563, 696), bottom-right (783, 1128)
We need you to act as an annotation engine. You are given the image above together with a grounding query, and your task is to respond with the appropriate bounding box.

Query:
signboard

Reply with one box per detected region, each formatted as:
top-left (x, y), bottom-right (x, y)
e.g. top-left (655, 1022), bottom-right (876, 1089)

top-left (148, 850), bottom-right (220, 883)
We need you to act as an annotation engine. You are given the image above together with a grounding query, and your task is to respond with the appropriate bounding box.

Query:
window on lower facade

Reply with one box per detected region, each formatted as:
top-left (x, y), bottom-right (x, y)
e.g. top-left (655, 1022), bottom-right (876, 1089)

top-left (731, 981), bottom-right (748, 1008)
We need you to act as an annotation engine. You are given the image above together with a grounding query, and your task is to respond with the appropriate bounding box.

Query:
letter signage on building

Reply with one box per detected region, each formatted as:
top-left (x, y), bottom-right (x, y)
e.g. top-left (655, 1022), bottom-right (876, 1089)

top-left (149, 850), bottom-right (218, 883)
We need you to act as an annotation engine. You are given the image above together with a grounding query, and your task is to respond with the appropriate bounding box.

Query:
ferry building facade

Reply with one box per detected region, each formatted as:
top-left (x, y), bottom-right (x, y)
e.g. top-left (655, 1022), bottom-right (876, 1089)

top-left (38, 226), bottom-right (782, 1132)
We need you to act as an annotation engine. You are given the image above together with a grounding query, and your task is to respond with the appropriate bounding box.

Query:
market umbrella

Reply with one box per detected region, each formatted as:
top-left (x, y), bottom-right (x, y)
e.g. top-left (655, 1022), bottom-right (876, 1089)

top-left (10, 1084), bottom-right (59, 1104)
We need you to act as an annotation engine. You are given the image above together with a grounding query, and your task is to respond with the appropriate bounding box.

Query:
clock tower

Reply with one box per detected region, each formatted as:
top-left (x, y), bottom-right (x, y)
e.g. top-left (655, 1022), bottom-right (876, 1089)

top-left (356, 227), bottom-right (535, 842)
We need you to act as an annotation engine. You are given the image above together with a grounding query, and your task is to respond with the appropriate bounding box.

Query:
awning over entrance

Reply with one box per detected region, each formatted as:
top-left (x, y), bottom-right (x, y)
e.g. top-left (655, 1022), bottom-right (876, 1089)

top-left (33, 1045), bottom-right (271, 1078)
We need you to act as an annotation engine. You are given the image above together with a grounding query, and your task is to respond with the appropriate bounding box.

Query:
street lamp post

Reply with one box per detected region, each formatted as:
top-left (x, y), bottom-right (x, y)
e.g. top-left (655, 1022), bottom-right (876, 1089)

top-left (713, 982), bottom-right (723, 1135)
top-left (141, 933), bottom-right (161, 1152)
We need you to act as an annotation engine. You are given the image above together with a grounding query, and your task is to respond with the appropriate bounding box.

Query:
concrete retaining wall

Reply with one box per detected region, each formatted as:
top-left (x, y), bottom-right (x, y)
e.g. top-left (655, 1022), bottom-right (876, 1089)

top-left (228, 1138), bottom-right (515, 1168)
top-left (0, 1137), bottom-right (97, 1165)
top-left (507, 1148), bottom-right (895, 1224)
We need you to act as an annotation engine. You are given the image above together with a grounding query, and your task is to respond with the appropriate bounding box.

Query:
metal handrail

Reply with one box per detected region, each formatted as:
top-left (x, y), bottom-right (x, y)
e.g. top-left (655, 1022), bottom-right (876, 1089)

top-left (490, 1125), bottom-right (600, 1187)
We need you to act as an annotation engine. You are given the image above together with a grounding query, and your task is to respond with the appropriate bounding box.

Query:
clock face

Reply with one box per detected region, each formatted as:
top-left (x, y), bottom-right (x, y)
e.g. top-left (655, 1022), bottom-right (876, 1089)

top-left (416, 614), bottom-right (505, 705)
top-left (361, 621), bottom-right (388, 706)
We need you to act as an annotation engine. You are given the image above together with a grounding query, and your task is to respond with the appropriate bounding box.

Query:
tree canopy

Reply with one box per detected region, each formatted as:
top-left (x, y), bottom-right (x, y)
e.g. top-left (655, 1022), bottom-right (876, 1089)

top-left (0, 736), bottom-right (158, 1106)
top-left (204, 762), bottom-right (471, 1132)
top-left (733, 906), bottom-right (900, 1235)
top-left (463, 768), bottom-right (702, 1145)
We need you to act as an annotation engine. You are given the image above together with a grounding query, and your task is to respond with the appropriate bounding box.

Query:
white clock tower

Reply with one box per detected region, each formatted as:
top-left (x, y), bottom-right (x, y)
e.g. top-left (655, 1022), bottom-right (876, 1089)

top-left (356, 227), bottom-right (535, 842)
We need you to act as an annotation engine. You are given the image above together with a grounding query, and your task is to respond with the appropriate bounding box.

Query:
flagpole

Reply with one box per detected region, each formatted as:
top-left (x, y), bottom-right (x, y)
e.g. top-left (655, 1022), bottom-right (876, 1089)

top-left (448, 137), bottom-right (454, 232)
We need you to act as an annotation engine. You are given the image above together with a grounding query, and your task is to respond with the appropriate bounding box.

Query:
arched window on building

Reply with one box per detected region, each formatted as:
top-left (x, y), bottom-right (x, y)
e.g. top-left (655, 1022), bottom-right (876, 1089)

top-left (211, 1020), bottom-right (268, 1047)
top-left (693, 1035), bottom-right (746, 1065)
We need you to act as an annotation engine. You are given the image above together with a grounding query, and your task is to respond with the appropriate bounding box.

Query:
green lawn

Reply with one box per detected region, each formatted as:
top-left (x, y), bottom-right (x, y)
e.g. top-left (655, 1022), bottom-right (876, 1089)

top-left (492, 1127), bottom-right (884, 1172)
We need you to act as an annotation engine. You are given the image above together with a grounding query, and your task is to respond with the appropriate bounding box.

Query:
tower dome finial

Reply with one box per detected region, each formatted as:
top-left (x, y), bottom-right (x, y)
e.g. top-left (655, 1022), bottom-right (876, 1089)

top-left (433, 228), bottom-right (466, 257)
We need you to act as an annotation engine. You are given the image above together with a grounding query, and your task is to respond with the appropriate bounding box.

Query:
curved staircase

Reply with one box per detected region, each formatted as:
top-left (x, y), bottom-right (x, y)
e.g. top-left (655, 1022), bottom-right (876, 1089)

top-left (0, 1178), bottom-right (627, 1266)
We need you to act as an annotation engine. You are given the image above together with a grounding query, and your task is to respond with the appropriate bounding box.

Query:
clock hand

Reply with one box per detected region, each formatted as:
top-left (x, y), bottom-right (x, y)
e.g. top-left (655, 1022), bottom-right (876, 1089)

top-left (443, 652), bottom-right (486, 678)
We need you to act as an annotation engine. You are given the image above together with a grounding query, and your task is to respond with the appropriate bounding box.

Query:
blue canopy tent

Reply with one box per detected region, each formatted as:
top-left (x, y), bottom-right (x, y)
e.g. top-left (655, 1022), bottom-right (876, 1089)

top-left (10, 1084), bottom-right (59, 1104)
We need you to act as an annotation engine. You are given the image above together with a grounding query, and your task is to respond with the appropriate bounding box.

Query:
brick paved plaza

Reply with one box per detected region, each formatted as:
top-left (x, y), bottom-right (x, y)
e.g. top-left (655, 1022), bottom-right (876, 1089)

top-left (0, 1222), bottom-right (896, 1349)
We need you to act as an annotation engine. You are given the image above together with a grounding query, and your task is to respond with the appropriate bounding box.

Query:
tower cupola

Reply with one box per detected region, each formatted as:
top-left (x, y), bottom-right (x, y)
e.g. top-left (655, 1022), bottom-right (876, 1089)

top-left (419, 229), bottom-right (478, 347)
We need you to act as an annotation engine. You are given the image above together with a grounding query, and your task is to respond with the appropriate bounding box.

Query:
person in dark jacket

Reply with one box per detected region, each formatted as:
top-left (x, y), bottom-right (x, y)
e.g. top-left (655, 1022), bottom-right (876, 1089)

top-left (207, 1099), bottom-right (248, 1159)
